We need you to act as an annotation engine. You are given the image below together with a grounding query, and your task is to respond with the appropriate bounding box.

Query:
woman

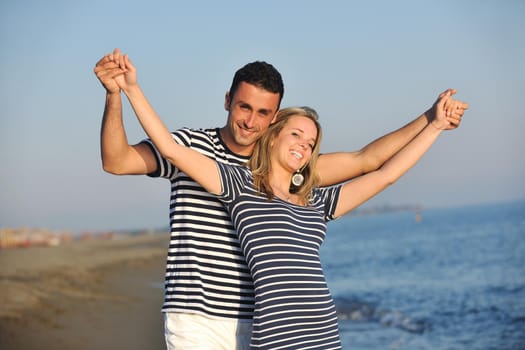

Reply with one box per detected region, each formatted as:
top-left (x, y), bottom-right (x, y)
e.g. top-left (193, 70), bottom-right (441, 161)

top-left (217, 107), bottom-right (342, 348)
top-left (128, 86), bottom-right (454, 348)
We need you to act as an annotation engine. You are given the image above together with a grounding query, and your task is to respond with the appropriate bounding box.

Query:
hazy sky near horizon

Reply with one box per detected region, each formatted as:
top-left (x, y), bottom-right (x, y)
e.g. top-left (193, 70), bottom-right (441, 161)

top-left (1, 0), bottom-right (524, 233)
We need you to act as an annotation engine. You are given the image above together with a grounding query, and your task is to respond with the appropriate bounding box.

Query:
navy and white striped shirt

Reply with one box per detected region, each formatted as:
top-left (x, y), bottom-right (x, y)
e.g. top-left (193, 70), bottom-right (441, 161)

top-left (144, 128), bottom-right (255, 319)
top-left (217, 162), bottom-right (343, 349)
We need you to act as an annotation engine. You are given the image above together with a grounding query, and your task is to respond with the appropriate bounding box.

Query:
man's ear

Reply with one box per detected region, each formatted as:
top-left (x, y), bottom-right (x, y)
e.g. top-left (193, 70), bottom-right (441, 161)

top-left (224, 92), bottom-right (231, 111)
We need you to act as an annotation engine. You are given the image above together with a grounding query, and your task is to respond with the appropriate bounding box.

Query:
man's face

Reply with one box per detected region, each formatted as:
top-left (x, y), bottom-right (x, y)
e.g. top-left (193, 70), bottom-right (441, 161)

top-left (223, 82), bottom-right (280, 155)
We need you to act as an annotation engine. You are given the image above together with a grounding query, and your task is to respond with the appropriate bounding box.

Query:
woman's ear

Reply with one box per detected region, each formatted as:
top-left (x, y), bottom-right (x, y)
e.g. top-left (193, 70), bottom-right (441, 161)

top-left (269, 134), bottom-right (276, 149)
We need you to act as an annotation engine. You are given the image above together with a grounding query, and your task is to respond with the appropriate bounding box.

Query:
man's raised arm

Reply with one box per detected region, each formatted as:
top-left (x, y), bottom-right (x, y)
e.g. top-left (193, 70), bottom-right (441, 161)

top-left (94, 48), bottom-right (157, 175)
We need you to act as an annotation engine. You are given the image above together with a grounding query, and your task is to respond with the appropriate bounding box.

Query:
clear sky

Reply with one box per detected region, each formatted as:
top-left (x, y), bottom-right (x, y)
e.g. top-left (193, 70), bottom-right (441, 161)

top-left (1, 0), bottom-right (524, 233)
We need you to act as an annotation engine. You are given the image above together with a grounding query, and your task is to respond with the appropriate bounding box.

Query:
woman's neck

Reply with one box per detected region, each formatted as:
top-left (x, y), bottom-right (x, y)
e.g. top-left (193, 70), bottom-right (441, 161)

top-left (269, 176), bottom-right (305, 205)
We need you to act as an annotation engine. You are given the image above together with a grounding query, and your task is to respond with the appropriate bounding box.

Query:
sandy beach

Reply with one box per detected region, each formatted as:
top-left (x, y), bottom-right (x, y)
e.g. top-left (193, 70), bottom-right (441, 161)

top-left (0, 233), bottom-right (170, 350)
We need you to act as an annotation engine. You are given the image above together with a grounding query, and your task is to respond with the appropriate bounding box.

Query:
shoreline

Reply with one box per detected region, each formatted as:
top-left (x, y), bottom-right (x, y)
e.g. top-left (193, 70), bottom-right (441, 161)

top-left (0, 233), bottom-right (169, 350)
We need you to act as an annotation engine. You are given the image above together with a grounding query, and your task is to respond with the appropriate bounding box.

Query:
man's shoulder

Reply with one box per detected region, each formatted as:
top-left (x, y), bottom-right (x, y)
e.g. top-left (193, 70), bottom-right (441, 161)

top-left (171, 127), bottom-right (220, 145)
top-left (174, 126), bottom-right (219, 137)
top-left (177, 127), bottom-right (248, 165)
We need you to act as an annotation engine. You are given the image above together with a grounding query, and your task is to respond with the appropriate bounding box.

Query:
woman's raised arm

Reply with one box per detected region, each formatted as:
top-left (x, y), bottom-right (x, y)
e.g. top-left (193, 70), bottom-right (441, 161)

top-left (119, 54), bottom-right (222, 195)
top-left (333, 91), bottom-right (457, 218)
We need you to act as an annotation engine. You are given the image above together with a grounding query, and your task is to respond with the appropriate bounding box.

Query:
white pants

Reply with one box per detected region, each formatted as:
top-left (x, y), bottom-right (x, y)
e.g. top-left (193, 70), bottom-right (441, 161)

top-left (164, 312), bottom-right (252, 350)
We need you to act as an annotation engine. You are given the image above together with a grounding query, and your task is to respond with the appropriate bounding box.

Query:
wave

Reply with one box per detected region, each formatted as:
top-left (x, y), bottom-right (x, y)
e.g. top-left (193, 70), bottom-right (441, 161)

top-left (334, 296), bottom-right (430, 334)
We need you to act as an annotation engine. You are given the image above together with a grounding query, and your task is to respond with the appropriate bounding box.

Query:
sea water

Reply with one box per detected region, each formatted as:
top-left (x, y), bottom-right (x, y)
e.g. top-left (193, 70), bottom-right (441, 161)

top-left (322, 200), bottom-right (525, 349)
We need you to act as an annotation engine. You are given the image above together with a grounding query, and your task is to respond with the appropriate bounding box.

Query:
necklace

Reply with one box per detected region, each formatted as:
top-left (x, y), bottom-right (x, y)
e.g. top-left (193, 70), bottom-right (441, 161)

top-left (272, 187), bottom-right (292, 202)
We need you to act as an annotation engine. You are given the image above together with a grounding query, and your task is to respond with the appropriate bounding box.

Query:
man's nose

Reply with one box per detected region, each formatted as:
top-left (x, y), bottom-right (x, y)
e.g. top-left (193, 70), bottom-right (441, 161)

top-left (243, 112), bottom-right (256, 128)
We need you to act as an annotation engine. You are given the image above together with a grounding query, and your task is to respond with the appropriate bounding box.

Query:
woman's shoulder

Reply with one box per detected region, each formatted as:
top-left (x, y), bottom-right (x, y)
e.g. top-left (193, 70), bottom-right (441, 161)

top-left (218, 162), bottom-right (252, 177)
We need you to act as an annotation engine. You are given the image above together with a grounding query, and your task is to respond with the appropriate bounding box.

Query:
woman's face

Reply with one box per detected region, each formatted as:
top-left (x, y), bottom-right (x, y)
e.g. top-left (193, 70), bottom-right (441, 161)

top-left (271, 115), bottom-right (318, 172)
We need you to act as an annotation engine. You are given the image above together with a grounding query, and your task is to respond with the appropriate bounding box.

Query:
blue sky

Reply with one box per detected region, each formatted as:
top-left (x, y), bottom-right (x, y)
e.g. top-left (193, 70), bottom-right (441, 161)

top-left (1, 0), bottom-right (524, 233)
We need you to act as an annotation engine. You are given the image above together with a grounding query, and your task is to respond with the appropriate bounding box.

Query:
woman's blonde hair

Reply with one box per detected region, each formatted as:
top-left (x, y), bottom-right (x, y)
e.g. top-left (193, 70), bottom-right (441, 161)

top-left (248, 106), bottom-right (322, 204)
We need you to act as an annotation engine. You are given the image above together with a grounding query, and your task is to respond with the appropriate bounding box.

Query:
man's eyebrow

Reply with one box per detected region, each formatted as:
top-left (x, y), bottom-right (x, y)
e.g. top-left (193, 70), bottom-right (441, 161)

top-left (257, 107), bottom-right (275, 114)
top-left (236, 102), bottom-right (273, 114)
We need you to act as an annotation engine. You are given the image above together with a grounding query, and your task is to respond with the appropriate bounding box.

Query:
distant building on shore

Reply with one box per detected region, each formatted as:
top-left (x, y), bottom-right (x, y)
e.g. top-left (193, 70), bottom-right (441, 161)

top-left (0, 227), bottom-right (165, 250)
top-left (0, 227), bottom-right (75, 249)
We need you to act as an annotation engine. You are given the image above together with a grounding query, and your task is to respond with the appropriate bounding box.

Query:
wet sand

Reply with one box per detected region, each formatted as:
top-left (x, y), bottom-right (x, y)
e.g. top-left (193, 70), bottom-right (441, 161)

top-left (0, 233), bottom-right (170, 350)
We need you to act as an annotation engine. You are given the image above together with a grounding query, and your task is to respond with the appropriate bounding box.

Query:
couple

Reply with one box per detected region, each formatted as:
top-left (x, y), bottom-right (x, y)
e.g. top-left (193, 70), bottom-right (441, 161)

top-left (94, 49), bottom-right (467, 349)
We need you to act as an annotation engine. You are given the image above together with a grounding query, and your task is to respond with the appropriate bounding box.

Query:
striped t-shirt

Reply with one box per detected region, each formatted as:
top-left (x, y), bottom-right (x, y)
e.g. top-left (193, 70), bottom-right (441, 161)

top-left (217, 162), bottom-right (343, 349)
top-left (144, 127), bottom-right (255, 319)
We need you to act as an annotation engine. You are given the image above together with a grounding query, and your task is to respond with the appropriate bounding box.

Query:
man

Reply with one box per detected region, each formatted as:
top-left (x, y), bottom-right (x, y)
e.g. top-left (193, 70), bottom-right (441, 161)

top-left (94, 48), bottom-right (467, 349)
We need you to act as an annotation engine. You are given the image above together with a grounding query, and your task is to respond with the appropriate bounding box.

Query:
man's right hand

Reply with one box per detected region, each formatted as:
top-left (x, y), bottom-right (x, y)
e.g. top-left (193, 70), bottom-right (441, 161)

top-left (94, 48), bottom-right (137, 93)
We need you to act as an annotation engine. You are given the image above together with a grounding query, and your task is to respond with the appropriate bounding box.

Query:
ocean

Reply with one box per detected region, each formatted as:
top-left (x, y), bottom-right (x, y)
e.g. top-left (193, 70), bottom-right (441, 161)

top-left (322, 200), bottom-right (525, 350)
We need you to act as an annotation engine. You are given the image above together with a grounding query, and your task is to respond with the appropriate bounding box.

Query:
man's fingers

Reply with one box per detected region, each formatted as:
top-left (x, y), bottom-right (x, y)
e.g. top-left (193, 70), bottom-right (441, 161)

top-left (94, 54), bottom-right (114, 68)
top-left (459, 101), bottom-right (469, 110)
top-left (96, 49), bottom-right (122, 67)
top-left (94, 61), bottom-right (120, 75)
top-left (439, 88), bottom-right (457, 99)
top-left (95, 66), bottom-right (125, 80)
top-left (446, 116), bottom-right (461, 127)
